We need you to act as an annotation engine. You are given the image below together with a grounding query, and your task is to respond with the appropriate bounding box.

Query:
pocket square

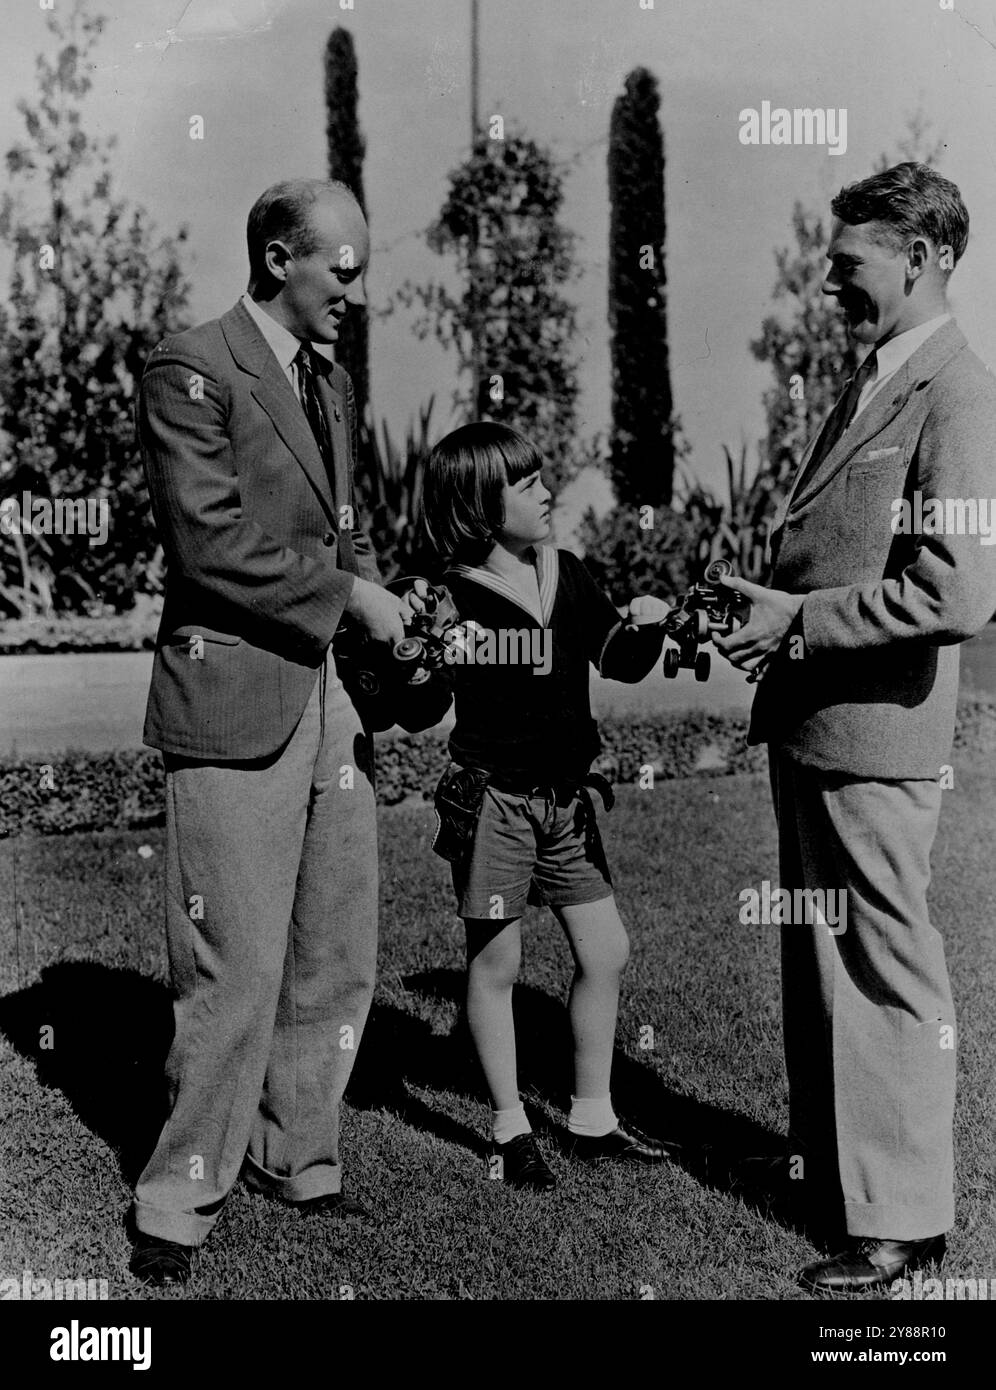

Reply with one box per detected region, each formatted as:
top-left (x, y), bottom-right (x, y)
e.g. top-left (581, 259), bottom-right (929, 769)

top-left (861, 446), bottom-right (901, 460)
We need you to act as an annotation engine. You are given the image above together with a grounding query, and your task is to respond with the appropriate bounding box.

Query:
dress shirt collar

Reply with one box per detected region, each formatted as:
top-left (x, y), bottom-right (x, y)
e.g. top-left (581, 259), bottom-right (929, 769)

top-left (870, 313), bottom-right (951, 384)
top-left (240, 293), bottom-right (337, 370)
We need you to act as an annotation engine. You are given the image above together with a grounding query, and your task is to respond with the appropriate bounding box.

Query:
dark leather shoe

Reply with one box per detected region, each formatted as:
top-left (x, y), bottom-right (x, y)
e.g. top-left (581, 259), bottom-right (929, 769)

top-left (729, 1152), bottom-right (808, 1196)
top-left (570, 1120), bottom-right (676, 1164)
top-left (244, 1177), bottom-right (374, 1221)
top-left (799, 1236), bottom-right (946, 1292)
top-left (493, 1133), bottom-right (556, 1190)
top-left (129, 1234), bottom-right (192, 1287)
top-left (291, 1192), bottom-right (374, 1221)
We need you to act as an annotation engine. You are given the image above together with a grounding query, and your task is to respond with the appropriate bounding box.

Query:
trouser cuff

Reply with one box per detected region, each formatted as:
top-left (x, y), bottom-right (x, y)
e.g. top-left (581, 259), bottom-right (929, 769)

top-left (241, 1152), bottom-right (342, 1203)
top-left (844, 1198), bottom-right (952, 1242)
top-left (131, 1199), bottom-right (215, 1248)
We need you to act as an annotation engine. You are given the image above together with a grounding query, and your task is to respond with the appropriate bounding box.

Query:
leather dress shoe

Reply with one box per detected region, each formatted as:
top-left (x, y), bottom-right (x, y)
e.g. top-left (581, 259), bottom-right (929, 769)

top-left (799, 1235), bottom-right (946, 1293)
top-left (244, 1176), bottom-right (374, 1220)
top-left (286, 1192), bottom-right (374, 1220)
top-left (492, 1133), bottom-right (557, 1190)
top-left (129, 1234), bottom-right (192, 1287)
top-left (728, 1153), bottom-right (788, 1187)
top-left (570, 1120), bottom-right (676, 1164)
top-left (728, 1152), bottom-right (811, 1198)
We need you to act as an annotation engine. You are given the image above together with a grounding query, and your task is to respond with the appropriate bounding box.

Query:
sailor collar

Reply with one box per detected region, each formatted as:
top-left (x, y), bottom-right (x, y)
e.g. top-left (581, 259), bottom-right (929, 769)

top-left (450, 544), bottom-right (559, 626)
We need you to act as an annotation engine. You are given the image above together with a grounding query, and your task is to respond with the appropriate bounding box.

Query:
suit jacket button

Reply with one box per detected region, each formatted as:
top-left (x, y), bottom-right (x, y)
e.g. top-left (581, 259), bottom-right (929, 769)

top-left (323, 532), bottom-right (336, 547)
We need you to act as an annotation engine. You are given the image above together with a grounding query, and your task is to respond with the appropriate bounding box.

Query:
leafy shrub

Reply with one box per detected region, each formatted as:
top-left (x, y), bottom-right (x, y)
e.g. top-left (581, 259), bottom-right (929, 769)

top-left (0, 603), bottom-right (160, 654)
top-left (577, 503), bottom-right (695, 606)
top-left (355, 401), bottom-right (438, 583)
top-left (4, 692), bottom-right (994, 838)
top-left (0, 750), bottom-right (165, 838)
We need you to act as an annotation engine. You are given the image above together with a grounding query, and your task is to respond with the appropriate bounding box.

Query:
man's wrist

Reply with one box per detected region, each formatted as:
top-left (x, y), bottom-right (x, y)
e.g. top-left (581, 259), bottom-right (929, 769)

top-left (786, 594), bottom-right (808, 653)
top-left (343, 573), bottom-right (367, 616)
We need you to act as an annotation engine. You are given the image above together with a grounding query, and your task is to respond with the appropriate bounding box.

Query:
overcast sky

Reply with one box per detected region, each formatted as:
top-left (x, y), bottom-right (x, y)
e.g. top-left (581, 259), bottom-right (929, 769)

top-left (2, 0), bottom-right (994, 515)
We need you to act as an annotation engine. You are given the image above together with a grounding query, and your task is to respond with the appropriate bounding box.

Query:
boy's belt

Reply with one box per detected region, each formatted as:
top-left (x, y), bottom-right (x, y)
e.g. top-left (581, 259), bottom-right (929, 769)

top-left (431, 763), bottom-right (614, 865)
top-left (486, 769), bottom-right (615, 812)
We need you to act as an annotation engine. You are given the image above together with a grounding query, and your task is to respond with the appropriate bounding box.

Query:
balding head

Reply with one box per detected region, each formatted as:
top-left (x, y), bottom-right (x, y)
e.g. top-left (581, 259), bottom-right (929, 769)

top-left (246, 178), bottom-right (370, 345)
top-left (246, 178), bottom-right (366, 287)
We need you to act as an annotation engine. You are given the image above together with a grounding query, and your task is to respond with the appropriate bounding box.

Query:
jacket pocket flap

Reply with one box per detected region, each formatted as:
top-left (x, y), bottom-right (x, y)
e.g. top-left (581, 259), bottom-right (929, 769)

top-left (165, 625), bottom-right (242, 646)
top-left (855, 446), bottom-right (902, 462)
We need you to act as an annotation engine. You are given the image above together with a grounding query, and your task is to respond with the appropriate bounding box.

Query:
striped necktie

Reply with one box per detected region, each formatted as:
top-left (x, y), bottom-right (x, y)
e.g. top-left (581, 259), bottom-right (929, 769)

top-left (294, 344), bottom-right (357, 574)
top-left (295, 345), bottom-right (337, 497)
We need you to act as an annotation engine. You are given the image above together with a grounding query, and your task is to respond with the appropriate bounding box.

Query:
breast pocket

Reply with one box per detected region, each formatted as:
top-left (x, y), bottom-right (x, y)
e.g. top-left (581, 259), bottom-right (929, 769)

top-left (852, 452), bottom-right (913, 562)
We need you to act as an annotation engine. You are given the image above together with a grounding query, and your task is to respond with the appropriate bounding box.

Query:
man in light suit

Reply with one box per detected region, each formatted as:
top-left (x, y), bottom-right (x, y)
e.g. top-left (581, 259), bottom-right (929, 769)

top-left (129, 180), bottom-right (412, 1285)
top-left (717, 163), bottom-right (996, 1291)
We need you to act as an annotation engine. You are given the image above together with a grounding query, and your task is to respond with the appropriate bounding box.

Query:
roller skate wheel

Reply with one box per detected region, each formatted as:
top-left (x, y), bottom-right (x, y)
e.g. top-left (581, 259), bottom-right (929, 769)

top-left (393, 637), bottom-right (424, 663)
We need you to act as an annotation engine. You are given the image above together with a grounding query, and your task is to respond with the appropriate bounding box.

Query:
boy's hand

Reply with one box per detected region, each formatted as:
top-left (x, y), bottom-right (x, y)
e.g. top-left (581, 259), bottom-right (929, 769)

top-left (441, 619), bottom-right (485, 662)
top-left (399, 578), bottom-right (430, 623)
top-left (625, 594), bottom-right (671, 628)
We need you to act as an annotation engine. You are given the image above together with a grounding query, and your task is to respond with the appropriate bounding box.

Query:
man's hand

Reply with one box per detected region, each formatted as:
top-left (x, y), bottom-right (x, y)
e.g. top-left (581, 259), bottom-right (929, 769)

top-left (712, 575), bottom-right (803, 675)
top-left (345, 577), bottom-right (408, 645)
top-left (626, 594), bottom-right (672, 628)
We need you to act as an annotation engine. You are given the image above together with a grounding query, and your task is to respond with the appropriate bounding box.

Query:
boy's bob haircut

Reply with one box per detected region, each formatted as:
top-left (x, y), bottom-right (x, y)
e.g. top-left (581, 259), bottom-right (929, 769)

top-left (421, 421), bottom-right (544, 567)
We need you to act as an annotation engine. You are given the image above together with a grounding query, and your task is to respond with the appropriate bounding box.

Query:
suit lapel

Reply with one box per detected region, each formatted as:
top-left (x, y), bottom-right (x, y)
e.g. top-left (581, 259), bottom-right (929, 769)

top-left (311, 359), bottom-right (350, 518)
top-left (784, 320), bottom-right (968, 517)
top-left (220, 303), bottom-right (336, 521)
top-left (788, 376), bottom-right (912, 512)
top-left (773, 397), bottom-right (847, 529)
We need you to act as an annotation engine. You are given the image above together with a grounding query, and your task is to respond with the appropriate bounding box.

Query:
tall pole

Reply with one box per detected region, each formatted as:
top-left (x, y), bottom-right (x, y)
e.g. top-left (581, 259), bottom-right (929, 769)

top-left (469, 0), bottom-right (482, 416)
top-left (470, 0), bottom-right (480, 142)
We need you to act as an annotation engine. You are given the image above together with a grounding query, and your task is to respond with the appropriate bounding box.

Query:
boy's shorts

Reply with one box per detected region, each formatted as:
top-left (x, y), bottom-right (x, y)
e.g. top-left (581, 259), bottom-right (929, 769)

top-left (450, 779), bottom-right (613, 922)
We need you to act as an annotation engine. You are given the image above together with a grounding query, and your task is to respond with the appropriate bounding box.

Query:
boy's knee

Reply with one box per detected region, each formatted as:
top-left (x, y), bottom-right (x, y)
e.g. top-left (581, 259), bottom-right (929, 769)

top-left (469, 936), bottom-right (520, 989)
top-left (579, 928), bottom-right (629, 979)
top-left (603, 937), bottom-right (630, 978)
top-left (614, 932), bottom-right (631, 974)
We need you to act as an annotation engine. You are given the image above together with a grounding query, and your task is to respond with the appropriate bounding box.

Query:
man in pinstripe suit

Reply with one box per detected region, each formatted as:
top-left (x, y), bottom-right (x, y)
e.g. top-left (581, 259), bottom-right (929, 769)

top-left (128, 180), bottom-right (409, 1285)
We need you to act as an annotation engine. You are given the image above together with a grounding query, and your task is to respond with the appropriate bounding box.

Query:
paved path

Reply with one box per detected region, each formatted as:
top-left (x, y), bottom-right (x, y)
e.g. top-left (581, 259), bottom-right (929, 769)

top-left (1, 626), bottom-right (994, 757)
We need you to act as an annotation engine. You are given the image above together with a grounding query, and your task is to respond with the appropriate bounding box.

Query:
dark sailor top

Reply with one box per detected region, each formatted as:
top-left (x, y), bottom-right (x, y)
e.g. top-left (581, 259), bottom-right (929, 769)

top-left (442, 545), bottom-right (664, 783)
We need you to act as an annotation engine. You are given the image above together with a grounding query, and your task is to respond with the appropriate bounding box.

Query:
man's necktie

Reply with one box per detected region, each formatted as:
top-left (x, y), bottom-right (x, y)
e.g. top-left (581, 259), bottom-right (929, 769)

top-left (294, 344), bottom-right (357, 574)
top-left (794, 348), bottom-right (879, 495)
top-left (295, 345), bottom-right (337, 493)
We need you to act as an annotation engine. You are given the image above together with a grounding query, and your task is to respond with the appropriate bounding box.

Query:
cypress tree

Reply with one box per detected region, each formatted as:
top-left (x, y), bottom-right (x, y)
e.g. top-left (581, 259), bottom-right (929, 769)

top-left (607, 68), bottom-right (675, 508)
top-left (324, 27), bottom-right (369, 425)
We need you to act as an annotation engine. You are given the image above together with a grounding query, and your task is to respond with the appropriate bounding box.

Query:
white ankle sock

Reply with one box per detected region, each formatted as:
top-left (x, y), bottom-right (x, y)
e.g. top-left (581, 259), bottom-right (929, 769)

top-left (568, 1094), bottom-right (617, 1138)
top-left (492, 1103), bottom-right (531, 1145)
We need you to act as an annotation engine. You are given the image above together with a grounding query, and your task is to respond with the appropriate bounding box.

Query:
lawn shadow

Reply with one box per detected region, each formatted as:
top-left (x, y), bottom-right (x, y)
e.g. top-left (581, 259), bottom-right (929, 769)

top-left (0, 960), bottom-right (173, 1182)
top-left (0, 959), bottom-right (829, 1243)
top-left (350, 967), bottom-right (828, 1240)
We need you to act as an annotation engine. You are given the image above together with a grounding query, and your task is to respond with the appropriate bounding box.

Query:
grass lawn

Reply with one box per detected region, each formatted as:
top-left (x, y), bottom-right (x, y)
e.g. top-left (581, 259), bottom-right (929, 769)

top-left (1, 766), bottom-right (994, 1301)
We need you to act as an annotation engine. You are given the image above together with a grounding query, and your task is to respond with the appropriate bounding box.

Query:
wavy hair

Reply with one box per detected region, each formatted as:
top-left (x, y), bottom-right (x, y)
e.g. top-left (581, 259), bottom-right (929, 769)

top-left (831, 162), bottom-right (969, 272)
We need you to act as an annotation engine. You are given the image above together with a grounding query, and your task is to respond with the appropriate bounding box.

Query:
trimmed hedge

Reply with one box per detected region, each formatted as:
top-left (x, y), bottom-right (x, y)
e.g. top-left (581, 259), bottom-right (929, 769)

top-left (0, 613), bottom-right (159, 655)
top-left (2, 693), bottom-right (994, 839)
top-left (0, 751), bottom-right (166, 839)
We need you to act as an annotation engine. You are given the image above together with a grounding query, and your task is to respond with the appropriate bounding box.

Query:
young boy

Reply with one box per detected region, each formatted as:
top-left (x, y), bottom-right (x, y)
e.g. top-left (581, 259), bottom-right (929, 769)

top-left (420, 420), bottom-right (676, 1190)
